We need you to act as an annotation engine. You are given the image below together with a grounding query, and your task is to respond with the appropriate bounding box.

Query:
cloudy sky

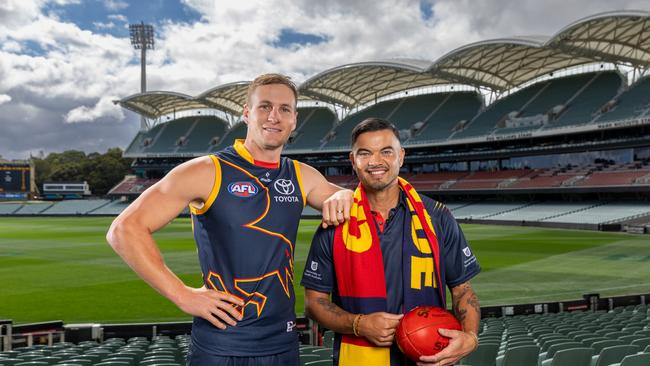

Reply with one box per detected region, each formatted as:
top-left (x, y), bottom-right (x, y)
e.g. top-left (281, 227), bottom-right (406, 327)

top-left (0, 0), bottom-right (647, 159)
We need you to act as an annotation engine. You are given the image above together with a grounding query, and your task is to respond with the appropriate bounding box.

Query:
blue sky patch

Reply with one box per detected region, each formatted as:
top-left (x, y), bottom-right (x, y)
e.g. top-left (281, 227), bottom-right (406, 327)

top-left (43, 0), bottom-right (202, 39)
top-left (420, 0), bottom-right (434, 21)
top-left (272, 28), bottom-right (330, 48)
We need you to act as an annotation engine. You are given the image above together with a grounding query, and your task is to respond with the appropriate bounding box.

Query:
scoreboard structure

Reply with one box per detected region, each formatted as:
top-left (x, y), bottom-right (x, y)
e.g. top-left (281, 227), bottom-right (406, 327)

top-left (0, 161), bottom-right (35, 199)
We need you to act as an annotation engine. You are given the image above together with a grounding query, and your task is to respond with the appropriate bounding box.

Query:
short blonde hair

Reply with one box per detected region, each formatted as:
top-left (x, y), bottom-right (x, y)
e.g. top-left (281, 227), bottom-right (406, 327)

top-left (246, 73), bottom-right (298, 107)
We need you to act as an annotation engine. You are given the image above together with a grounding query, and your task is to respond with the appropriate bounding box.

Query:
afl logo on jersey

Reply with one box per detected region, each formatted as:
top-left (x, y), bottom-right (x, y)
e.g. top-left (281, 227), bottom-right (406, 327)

top-left (228, 182), bottom-right (259, 197)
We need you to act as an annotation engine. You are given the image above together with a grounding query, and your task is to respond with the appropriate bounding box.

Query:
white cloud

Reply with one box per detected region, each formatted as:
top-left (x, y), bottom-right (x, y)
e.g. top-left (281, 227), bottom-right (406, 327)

top-left (48, 0), bottom-right (81, 5)
top-left (103, 0), bottom-right (128, 11)
top-left (64, 96), bottom-right (124, 123)
top-left (0, 94), bottom-right (11, 105)
top-left (0, 0), bottom-right (648, 159)
top-left (93, 21), bottom-right (115, 29)
top-left (107, 14), bottom-right (127, 22)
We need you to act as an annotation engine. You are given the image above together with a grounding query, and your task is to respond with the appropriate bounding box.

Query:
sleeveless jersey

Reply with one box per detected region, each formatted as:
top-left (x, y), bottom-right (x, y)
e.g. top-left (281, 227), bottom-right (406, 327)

top-left (190, 140), bottom-right (306, 356)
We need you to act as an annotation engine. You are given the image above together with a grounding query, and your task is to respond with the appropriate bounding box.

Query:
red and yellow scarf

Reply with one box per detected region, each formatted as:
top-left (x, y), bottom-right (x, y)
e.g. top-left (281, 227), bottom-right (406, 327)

top-left (333, 177), bottom-right (444, 365)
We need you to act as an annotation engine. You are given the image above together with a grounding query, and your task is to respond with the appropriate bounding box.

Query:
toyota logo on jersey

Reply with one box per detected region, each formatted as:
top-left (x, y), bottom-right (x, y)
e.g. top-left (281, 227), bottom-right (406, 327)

top-left (274, 179), bottom-right (295, 195)
top-left (228, 182), bottom-right (259, 197)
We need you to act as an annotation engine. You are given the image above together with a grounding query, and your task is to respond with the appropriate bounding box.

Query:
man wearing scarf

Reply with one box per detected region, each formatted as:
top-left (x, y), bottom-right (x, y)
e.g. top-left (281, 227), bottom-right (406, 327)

top-left (301, 118), bottom-right (481, 366)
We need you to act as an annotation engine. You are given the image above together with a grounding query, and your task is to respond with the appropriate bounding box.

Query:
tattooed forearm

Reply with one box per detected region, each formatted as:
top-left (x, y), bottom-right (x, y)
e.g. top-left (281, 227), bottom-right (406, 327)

top-left (316, 297), bottom-right (346, 317)
top-left (451, 281), bottom-right (481, 333)
top-left (467, 292), bottom-right (480, 314)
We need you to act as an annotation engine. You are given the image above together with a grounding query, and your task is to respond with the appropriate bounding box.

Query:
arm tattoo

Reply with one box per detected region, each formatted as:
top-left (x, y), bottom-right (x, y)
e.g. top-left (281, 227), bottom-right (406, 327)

top-left (316, 297), bottom-right (346, 318)
top-left (452, 282), bottom-right (480, 323)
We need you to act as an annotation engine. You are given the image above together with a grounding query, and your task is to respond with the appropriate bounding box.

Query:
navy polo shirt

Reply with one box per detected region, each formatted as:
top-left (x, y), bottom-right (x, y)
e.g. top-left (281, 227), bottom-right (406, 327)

top-left (301, 192), bottom-right (480, 314)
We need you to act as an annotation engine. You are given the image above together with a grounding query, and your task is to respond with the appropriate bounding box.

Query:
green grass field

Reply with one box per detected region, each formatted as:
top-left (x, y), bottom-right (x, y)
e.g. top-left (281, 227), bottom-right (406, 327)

top-left (1, 217), bottom-right (649, 324)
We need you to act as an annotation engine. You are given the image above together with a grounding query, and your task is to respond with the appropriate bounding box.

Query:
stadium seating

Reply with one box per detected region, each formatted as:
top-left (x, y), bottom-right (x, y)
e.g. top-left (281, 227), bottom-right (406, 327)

top-left (108, 177), bottom-right (159, 196)
top-left (324, 175), bottom-right (357, 189)
top-left (519, 73), bottom-right (595, 117)
top-left (403, 92), bottom-right (482, 143)
top-left (543, 203), bottom-right (650, 224)
top-left (0, 203), bottom-right (23, 214)
top-left (406, 171), bottom-right (469, 191)
top-left (322, 99), bottom-right (402, 149)
top-left (210, 121), bottom-right (247, 152)
top-left (482, 202), bottom-right (601, 222)
top-left (598, 76), bottom-right (650, 122)
top-left (88, 200), bottom-right (131, 215)
top-left (452, 72), bottom-right (627, 139)
top-left (13, 202), bottom-right (53, 215)
top-left (2, 335), bottom-right (191, 365)
top-left (286, 107), bottom-right (338, 151)
top-left (452, 82), bottom-right (547, 139)
top-left (458, 306), bottom-right (650, 366)
top-left (175, 116), bottom-right (229, 154)
top-left (41, 200), bottom-right (111, 215)
top-left (450, 202), bottom-right (531, 220)
top-left (550, 72), bottom-right (623, 128)
top-left (447, 169), bottom-right (533, 190)
top-left (574, 169), bottom-right (650, 187)
top-left (145, 117), bottom-right (198, 154)
top-left (509, 169), bottom-right (575, 189)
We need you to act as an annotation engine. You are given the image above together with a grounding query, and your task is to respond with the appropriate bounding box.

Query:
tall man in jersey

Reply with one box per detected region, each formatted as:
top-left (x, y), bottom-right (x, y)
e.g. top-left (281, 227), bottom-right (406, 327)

top-left (302, 118), bottom-right (481, 366)
top-left (107, 74), bottom-right (353, 366)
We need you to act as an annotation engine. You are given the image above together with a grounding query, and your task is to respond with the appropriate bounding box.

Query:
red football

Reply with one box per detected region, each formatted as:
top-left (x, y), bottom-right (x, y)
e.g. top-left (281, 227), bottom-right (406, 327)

top-left (395, 306), bottom-right (462, 361)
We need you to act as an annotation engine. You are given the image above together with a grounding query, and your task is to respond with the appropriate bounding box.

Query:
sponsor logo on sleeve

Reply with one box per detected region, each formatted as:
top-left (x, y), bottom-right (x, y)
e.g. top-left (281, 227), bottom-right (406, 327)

top-left (463, 247), bottom-right (472, 257)
top-left (286, 320), bottom-right (296, 332)
top-left (304, 260), bottom-right (322, 281)
top-left (462, 246), bottom-right (477, 267)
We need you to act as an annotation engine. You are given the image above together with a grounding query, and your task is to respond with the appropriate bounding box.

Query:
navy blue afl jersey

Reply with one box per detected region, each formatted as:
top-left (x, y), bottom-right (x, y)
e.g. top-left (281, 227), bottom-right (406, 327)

top-left (190, 140), bottom-right (306, 357)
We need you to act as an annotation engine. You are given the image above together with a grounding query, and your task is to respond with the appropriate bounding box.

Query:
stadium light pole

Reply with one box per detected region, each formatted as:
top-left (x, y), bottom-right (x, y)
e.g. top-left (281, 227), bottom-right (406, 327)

top-left (129, 22), bottom-right (154, 130)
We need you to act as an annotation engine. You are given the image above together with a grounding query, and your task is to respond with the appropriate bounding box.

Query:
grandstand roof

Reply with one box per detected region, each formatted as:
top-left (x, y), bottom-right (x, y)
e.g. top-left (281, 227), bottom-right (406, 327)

top-left (117, 11), bottom-right (650, 119)
top-left (196, 81), bottom-right (250, 116)
top-left (549, 10), bottom-right (650, 68)
top-left (428, 36), bottom-right (594, 91)
top-left (299, 59), bottom-right (450, 108)
top-left (117, 91), bottom-right (206, 119)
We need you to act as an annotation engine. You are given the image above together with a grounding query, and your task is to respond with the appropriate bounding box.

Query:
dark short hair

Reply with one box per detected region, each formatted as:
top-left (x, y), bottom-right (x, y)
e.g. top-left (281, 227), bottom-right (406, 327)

top-left (246, 73), bottom-right (298, 107)
top-left (350, 118), bottom-right (400, 147)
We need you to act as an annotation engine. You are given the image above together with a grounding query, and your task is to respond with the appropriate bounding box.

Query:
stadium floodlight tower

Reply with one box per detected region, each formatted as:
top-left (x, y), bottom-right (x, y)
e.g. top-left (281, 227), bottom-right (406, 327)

top-left (129, 22), bottom-right (154, 130)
